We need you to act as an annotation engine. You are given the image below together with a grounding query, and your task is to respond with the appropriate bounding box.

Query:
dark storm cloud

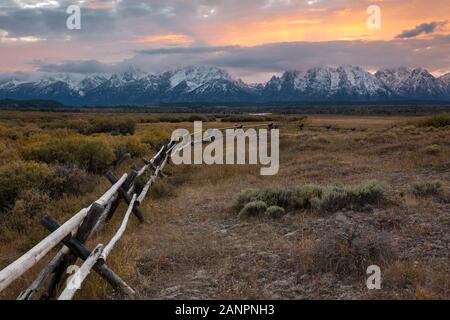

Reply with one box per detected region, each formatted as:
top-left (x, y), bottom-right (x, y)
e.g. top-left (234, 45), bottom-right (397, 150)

top-left (396, 21), bottom-right (447, 39)
top-left (0, 0), bottom-right (196, 39)
top-left (0, 7), bottom-right (66, 37)
top-left (34, 59), bottom-right (114, 73)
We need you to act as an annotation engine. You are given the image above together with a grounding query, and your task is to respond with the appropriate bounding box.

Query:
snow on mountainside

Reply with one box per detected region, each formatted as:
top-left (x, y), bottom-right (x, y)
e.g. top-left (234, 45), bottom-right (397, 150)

top-left (440, 73), bottom-right (450, 81)
top-left (0, 65), bottom-right (449, 105)
top-left (439, 73), bottom-right (450, 90)
top-left (166, 66), bottom-right (232, 92)
top-left (78, 75), bottom-right (108, 93)
top-left (264, 66), bottom-right (390, 101)
top-left (375, 67), bottom-right (448, 100)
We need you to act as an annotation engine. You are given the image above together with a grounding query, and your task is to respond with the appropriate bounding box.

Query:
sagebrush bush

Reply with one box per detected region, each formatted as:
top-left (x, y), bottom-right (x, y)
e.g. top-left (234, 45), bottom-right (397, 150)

top-left (0, 160), bottom-right (53, 211)
top-left (0, 126), bottom-right (22, 140)
top-left (231, 186), bottom-right (322, 212)
top-left (414, 113), bottom-right (450, 128)
top-left (140, 129), bottom-right (169, 150)
top-left (187, 115), bottom-right (216, 122)
top-left (231, 180), bottom-right (388, 214)
top-left (238, 201), bottom-right (268, 218)
top-left (306, 227), bottom-right (397, 277)
top-left (22, 137), bottom-right (116, 173)
top-left (424, 144), bottom-right (442, 155)
top-left (66, 119), bottom-right (91, 133)
top-left (150, 180), bottom-right (174, 199)
top-left (11, 189), bottom-right (50, 218)
top-left (411, 181), bottom-right (443, 197)
top-left (89, 118), bottom-right (136, 135)
top-left (111, 137), bottom-right (148, 162)
top-left (48, 164), bottom-right (97, 197)
top-left (265, 206), bottom-right (285, 219)
top-left (41, 118), bottom-right (137, 135)
top-left (220, 115), bottom-right (306, 123)
top-left (312, 180), bottom-right (388, 212)
top-left (0, 142), bottom-right (20, 165)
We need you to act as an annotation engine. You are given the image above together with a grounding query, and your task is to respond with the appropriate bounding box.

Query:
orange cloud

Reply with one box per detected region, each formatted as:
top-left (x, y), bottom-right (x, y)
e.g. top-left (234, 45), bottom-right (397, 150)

top-left (81, 1), bottom-right (115, 10)
top-left (135, 34), bottom-right (193, 45)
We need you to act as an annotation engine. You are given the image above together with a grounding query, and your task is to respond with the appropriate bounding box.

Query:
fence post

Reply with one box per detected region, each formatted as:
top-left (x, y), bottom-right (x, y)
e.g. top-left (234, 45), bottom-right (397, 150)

top-left (41, 216), bottom-right (136, 299)
top-left (105, 171), bottom-right (145, 222)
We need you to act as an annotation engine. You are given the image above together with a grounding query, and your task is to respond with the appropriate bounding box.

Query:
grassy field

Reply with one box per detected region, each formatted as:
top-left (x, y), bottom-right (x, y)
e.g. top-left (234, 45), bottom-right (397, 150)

top-left (0, 110), bottom-right (449, 300)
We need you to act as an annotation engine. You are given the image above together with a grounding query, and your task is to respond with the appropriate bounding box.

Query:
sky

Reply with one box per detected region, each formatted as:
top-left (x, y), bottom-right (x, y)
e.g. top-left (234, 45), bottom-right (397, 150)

top-left (0, 0), bottom-right (449, 82)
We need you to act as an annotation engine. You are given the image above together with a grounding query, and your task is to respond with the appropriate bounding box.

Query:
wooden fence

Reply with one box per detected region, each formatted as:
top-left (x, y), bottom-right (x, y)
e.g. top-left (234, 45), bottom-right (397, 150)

top-left (0, 140), bottom-right (175, 300)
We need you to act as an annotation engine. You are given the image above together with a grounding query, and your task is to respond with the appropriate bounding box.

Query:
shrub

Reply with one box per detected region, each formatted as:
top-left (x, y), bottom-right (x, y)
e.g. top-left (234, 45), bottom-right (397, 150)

top-left (11, 189), bottom-right (50, 218)
top-left (231, 180), bottom-right (388, 214)
top-left (265, 206), bottom-right (285, 219)
top-left (414, 113), bottom-right (450, 128)
top-left (22, 137), bottom-right (116, 173)
top-left (48, 164), bottom-right (97, 197)
top-left (411, 181), bottom-right (443, 197)
top-left (307, 227), bottom-right (397, 277)
top-left (187, 115), bottom-right (215, 122)
top-left (0, 160), bottom-right (53, 211)
top-left (111, 137), bottom-right (148, 161)
top-left (140, 129), bottom-right (169, 150)
top-left (238, 201), bottom-right (268, 218)
top-left (150, 180), bottom-right (174, 199)
top-left (44, 118), bottom-right (137, 135)
top-left (231, 186), bottom-right (321, 213)
top-left (87, 118), bottom-right (136, 135)
top-left (40, 119), bottom-right (90, 133)
top-left (219, 115), bottom-right (306, 123)
top-left (424, 144), bottom-right (441, 155)
top-left (309, 135), bottom-right (331, 144)
top-left (0, 142), bottom-right (20, 165)
top-left (312, 180), bottom-right (388, 212)
top-left (0, 126), bottom-right (22, 140)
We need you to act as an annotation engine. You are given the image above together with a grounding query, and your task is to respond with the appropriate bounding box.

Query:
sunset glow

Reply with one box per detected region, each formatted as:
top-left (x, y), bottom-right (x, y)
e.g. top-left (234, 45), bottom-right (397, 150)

top-left (0, 0), bottom-right (449, 81)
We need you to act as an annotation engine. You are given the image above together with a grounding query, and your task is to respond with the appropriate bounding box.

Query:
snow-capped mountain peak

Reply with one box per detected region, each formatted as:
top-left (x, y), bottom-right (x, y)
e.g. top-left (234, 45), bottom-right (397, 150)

top-left (375, 67), bottom-right (447, 98)
top-left (167, 66), bottom-right (232, 92)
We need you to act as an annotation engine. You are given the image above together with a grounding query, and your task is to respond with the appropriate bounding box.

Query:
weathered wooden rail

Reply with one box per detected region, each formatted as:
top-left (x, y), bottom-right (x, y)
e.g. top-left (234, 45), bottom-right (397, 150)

top-left (0, 140), bottom-right (175, 300)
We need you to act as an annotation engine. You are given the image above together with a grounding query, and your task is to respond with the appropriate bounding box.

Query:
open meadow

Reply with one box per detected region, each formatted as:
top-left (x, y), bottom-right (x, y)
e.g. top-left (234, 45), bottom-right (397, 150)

top-left (0, 110), bottom-right (449, 300)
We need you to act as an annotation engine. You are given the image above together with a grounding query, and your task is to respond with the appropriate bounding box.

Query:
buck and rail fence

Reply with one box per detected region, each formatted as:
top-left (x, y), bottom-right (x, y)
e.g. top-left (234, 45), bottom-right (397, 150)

top-left (0, 138), bottom-right (175, 300)
top-left (0, 121), bottom-right (358, 300)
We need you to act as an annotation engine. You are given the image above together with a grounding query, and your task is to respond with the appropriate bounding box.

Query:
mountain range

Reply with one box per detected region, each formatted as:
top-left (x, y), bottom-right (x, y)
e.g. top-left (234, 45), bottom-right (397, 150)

top-left (0, 65), bottom-right (449, 106)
